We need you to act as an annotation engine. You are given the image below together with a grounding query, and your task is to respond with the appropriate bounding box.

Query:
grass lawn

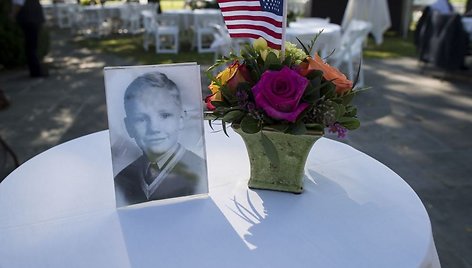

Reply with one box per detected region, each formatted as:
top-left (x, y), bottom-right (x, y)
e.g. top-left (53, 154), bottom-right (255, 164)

top-left (364, 31), bottom-right (416, 59)
top-left (75, 35), bottom-right (215, 66)
top-left (75, 30), bottom-right (417, 65)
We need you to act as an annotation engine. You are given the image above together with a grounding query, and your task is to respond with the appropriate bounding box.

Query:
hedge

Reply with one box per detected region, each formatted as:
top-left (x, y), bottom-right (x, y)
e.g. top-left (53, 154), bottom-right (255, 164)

top-left (0, 0), bottom-right (50, 69)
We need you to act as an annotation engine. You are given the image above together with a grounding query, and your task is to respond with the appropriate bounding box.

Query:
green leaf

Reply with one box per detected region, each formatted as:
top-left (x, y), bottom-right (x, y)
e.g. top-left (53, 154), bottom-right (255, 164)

top-left (342, 92), bottom-right (355, 105)
top-left (320, 82), bottom-right (336, 98)
top-left (305, 123), bottom-right (324, 132)
top-left (250, 68), bottom-right (261, 82)
top-left (306, 70), bottom-right (323, 80)
top-left (344, 105), bottom-right (357, 117)
top-left (338, 117), bottom-right (360, 130)
top-left (208, 119), bottom-right (214, 130)
top-left (241, 115), bottom-right (260, 134)
top-left (222, 120), bottom-right (229, 137)
top-left (220, 86), bottom-right (238, 105)
top-left (210, 101), bottom-right (228, 108)
top-left (260, 132), bottom-right (280, 166)
top-left (267, 63), bottom-right (283, 71)
top-left (223, 110), bottom-right (245, 123)
top-left (296, 37), bottom-right (311, 55)
top-left (311, 76), bottom-right (322, 86)
top-left (302, 83), bottom-right (317, 103)
top-left (308, 30), bottom-right (323, 53)
top-left (264, 52), bottom-right (282, 70)
top-left (287, 121), bottom-right (307, 135)
top-left (266, 124), bottom-right (290, 132)
top-left (207, 53), bottom-right (242, 72)
top-left (352, 59), bottom-right (362, 88)
top-left (283, 55), bottom-right (293, 66)
top-left (265, 52), bottom-right (280, 66)
top-left (333, 103), bottom-right (346, 120)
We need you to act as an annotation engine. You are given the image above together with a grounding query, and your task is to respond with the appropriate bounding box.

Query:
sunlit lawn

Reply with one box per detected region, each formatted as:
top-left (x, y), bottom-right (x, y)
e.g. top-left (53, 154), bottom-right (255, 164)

top-left (75, 29), bottom-right (417, 65)
top-left (364, 31), bottom-right (416, 59)
top-left (160, 0), bottom-right (186, 11)
top-left (75, 35), bottom-right (215, 65)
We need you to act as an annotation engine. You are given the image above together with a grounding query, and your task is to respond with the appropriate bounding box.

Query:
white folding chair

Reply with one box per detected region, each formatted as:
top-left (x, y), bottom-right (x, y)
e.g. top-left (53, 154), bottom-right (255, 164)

top-left (68, 4), bottom-right (85, 34)
top-left (119, 3), bottom-right (141, 34)
top-left (55, 3), bottom-right (73, 28)
top-left (141, 10), bottom-right (157, 51)
top-left (194, 11), bottom-right (224, 53)
top-left (328, 20), bottom-right (372, 87)
top-left (81, 7), bottom-right (111, 37)
top-left (154, 13), bottom-right (180, 54)
top-left (210, 24), bottom-right (232, 61)
top-left (210, 24), bottom-right (248, 60)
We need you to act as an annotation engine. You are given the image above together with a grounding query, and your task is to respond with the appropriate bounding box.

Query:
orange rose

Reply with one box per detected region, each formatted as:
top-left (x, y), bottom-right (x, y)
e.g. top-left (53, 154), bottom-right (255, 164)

top-left (208, 61), bottom-right (251, 98)
top-left (205, 94), bottom-right (218, 110)
top-left (208, 62), bottom-right (239, 94)
top-left (227, 63), bottom-right (251, 90)
top-left (299, 54), bottom-right (353, 94)
top-left (206, 62), bottom-right (251, 110)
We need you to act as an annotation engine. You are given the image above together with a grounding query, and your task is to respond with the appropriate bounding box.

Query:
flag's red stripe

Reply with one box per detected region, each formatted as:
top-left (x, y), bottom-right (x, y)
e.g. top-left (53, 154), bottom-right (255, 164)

top-left (220, 6), bottom-right (261, 12)
top-left (227, 24), bottom-right (282, 39)
top-left (229, 33), bottom-right (281, 49)
top-left (222, 15), bottom-right (283, 27)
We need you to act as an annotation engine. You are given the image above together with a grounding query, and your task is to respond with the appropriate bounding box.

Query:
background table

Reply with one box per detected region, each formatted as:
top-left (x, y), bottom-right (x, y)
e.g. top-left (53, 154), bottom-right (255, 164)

top-left (341, 0), bottom-right (392, 44)
top-left (286, 23), bottom-right (342, 58)
top-left (0, 127), bottom-right (440, 267)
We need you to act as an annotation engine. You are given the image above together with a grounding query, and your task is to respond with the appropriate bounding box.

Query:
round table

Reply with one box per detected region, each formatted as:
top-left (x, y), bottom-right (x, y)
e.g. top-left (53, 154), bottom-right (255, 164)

top-left (286, 23), bottom-right (342, 58)
top-left (165, 9), bottom-right (194, 31)
top-left (341, 0), bottom-right (392, 45)
top-left (0, 127), bottom-right (440, 268)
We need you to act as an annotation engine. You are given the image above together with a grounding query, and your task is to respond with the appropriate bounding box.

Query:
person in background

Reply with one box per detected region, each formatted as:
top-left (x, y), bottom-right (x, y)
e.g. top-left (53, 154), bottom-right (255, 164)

top-left (430, 0), bottom-right (455, 14)
top-left (465, 0), bottom-right (472, 15)
top-left (10, 0), bottom-right (48, 78)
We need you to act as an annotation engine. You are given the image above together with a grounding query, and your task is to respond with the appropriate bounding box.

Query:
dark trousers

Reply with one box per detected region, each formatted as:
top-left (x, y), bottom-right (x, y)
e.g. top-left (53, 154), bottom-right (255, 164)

top-left (19, 22), bottom-right (43, 77)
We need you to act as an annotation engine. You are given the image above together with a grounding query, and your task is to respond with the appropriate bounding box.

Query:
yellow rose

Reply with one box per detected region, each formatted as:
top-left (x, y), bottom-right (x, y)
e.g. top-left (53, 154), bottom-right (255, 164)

top-left (260, 48), bottom-right (280, 62)
top-left (253, 37), bottom-right (268, 51)
top-left (208, 63), bottom-right (239, 94)
top-left (208, 62), bottom-right (251, 103)
top-left (260, 50), bottom-right (269, 61)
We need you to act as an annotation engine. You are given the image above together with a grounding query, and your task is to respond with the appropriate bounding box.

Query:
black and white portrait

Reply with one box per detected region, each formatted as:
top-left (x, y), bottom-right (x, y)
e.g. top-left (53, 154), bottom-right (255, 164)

top-left (104, 63), bottom-right (208, 207)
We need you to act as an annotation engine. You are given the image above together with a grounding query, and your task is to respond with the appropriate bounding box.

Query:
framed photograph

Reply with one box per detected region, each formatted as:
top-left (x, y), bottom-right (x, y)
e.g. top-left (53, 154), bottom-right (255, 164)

top-left (104, 63), bottom-right (208, 207)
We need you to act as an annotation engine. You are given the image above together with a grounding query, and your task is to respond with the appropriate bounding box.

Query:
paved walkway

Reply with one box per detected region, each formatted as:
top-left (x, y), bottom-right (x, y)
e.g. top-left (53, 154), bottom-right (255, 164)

top-left (1, 29), bottom-right (471, 268)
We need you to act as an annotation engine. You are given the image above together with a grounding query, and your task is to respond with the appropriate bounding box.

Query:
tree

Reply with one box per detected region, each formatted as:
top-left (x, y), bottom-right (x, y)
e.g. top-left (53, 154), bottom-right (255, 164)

top-left (0, 0), bottom-right (49, 69)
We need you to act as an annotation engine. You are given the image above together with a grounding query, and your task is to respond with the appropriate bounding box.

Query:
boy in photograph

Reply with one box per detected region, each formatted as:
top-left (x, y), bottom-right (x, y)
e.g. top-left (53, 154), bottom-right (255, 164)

top-left (114, 71), bottom-right (207, 207)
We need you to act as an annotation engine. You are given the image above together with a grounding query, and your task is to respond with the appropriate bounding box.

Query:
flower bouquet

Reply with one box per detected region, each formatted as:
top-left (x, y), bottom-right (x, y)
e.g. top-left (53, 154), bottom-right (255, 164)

top-left (205, 37), bottom-right (362, 193)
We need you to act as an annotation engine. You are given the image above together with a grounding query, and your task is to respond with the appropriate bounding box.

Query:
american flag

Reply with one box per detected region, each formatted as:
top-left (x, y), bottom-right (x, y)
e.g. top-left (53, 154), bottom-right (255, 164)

top-left (217, 0), bottom-right (285, 49)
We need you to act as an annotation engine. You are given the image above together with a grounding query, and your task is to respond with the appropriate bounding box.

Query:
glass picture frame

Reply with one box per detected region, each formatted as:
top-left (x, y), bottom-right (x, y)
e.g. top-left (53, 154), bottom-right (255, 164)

top-left (104, 63), bottom-right (208, 207)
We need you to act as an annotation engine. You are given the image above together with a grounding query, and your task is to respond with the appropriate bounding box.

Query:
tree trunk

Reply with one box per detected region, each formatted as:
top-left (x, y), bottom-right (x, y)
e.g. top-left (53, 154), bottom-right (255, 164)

top-left (466, 0), bottom-right (472, 13)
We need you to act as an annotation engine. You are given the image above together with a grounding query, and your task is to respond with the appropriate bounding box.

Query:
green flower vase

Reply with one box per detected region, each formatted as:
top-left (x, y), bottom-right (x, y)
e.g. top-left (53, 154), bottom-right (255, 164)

top-left (233, 126), bottom-right (323, 194)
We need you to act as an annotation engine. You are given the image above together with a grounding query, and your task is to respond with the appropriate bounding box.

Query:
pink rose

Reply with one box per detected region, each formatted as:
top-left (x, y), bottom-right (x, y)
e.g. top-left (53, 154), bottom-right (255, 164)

top-left (252, 66), bottom-right (309, 122)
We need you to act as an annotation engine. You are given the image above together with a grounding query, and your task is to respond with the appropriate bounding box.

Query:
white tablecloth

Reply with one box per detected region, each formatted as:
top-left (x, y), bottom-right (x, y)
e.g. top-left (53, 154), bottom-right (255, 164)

top-left (286, 23), bottom-right (342, 58)
top-left (0, 127), bottom-right (441, 268)
top-left (341, 0), bottom-right (392, 44)
top-left (165, 8), bottom-right (223, 31)
top-left (165, 9), bottom-right (194, 31)
top-left (82, 5), bottom-right (123, 20)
